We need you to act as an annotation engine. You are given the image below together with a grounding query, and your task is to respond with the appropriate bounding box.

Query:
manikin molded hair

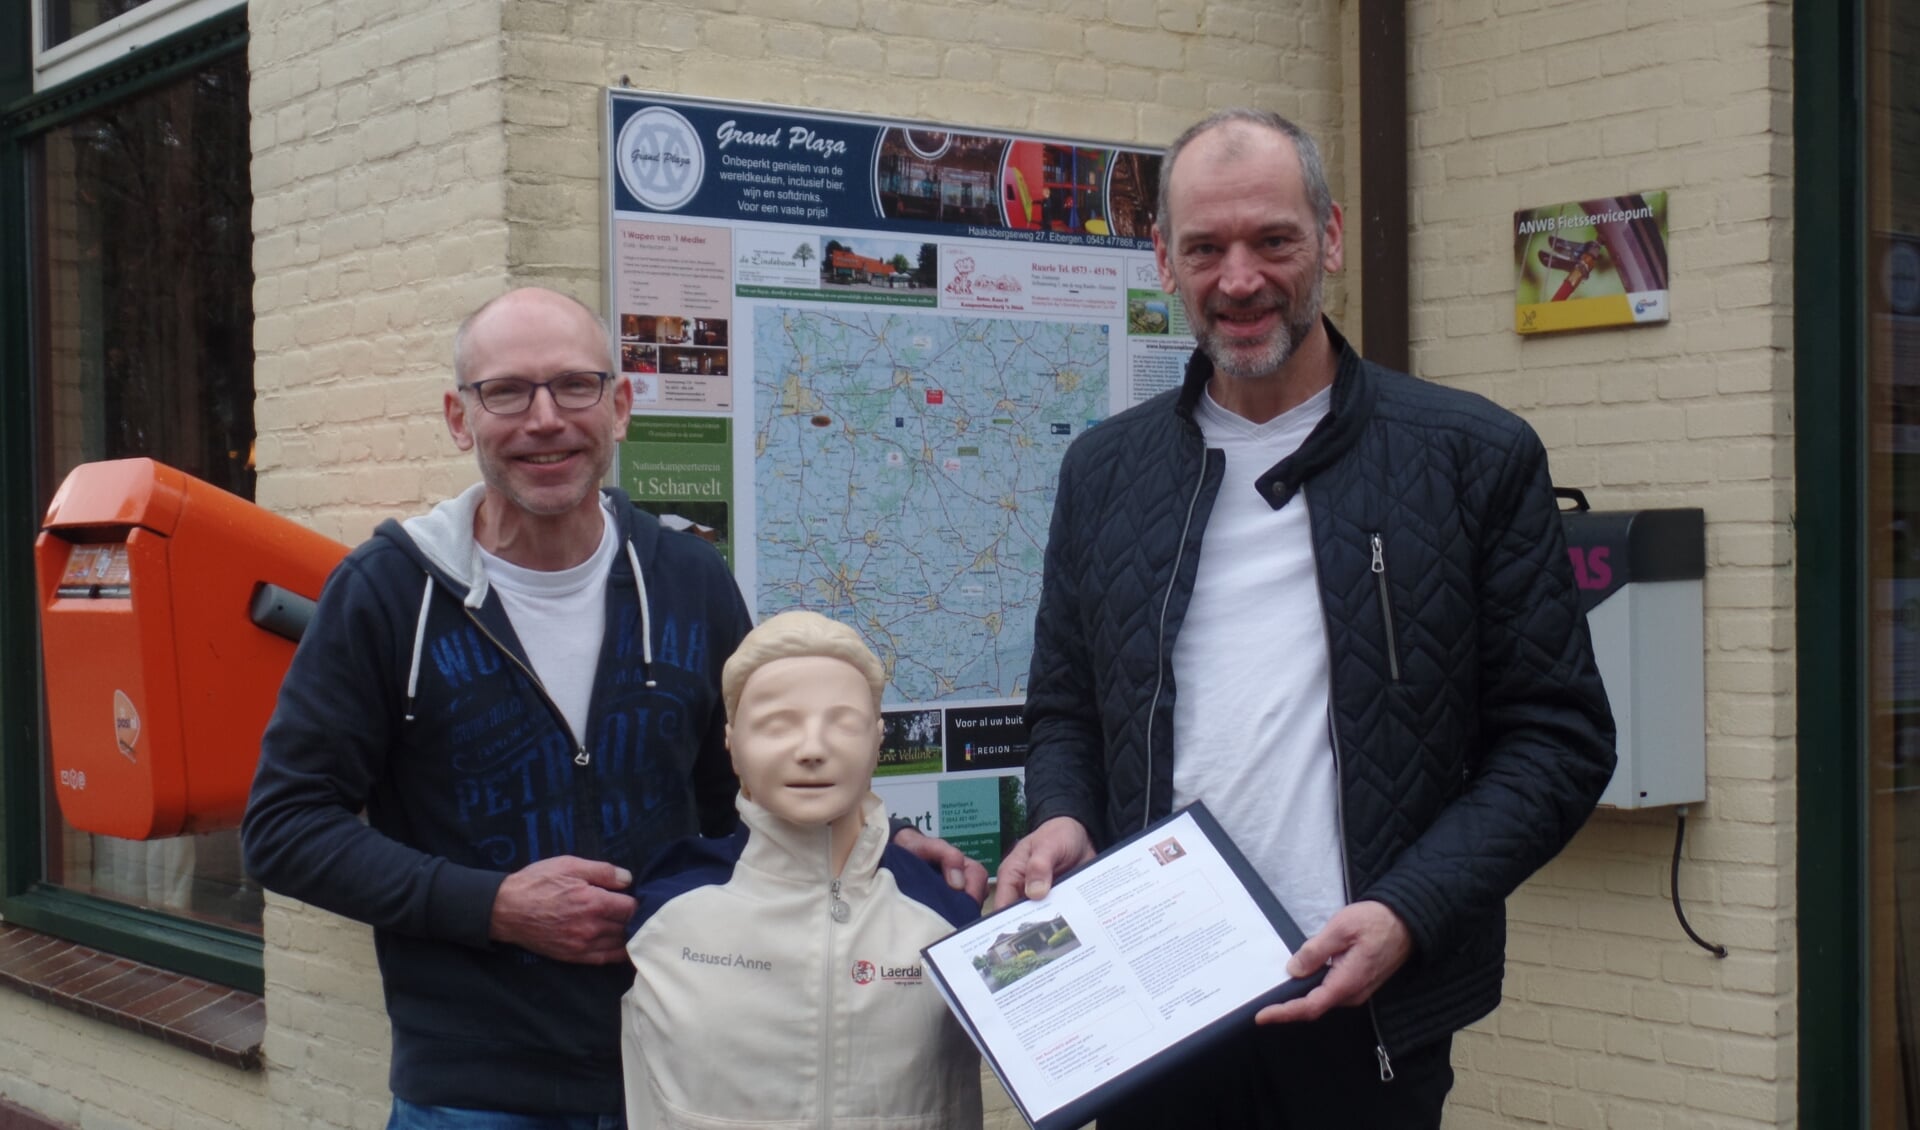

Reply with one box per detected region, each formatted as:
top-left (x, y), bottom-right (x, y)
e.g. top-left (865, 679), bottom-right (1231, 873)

top-left (722, 610), bottom-right (886, 723)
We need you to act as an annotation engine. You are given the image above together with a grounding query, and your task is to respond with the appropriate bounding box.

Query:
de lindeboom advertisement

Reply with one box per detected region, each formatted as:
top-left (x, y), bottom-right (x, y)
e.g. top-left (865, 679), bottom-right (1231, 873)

top-left (605, 91), bottom-right (1185, 868)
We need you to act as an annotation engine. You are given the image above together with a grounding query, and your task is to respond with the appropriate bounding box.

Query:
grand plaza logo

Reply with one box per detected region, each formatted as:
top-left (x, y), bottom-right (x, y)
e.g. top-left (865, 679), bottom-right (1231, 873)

top-left (618, 105), bottom-right (705, 212)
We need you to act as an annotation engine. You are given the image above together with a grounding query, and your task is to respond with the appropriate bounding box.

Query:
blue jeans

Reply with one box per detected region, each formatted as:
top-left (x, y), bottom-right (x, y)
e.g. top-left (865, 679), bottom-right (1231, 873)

top-left (387, 1100), bottom-right (624, 1130)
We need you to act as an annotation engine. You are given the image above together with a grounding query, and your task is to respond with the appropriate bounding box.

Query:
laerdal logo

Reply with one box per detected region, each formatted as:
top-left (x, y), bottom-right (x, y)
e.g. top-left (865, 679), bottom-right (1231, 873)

top-left (851, 959), bottom-right (924, 986)
top-left (617, 106), bottom-right (705, 212)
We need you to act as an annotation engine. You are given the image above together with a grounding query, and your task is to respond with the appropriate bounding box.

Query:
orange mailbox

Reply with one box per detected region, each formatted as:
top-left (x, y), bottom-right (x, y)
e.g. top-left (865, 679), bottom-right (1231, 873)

top-left (35, 458), bottom-right (349, 840)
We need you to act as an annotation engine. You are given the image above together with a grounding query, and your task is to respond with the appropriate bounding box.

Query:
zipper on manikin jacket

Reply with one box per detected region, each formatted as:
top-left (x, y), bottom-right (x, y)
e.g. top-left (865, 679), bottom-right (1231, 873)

top-left (461, 608), bottom-right (593, 767)
top-left (1370, 533), bottom-right (1401, 683)
top-left (1310, 492), bottom-right (1394, 1083)
top-left (820, 834), bottom-right (847, 1130)
top-left (1144, 441), bottom-right (1213, 833)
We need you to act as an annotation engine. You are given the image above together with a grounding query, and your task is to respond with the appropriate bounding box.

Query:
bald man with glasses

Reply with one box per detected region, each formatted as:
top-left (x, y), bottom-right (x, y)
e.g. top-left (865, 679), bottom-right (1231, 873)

top-left (246, 289), bottom-right (984, 1128)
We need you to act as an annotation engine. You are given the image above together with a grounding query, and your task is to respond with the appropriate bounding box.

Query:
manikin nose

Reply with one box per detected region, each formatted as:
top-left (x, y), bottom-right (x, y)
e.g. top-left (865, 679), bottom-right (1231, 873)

top-left (794, 724), bottom-right (829, 763)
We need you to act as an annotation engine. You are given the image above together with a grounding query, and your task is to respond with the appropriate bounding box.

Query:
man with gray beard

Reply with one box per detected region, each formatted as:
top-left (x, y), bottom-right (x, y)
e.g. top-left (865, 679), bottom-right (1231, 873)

top-left (995, 110), bottom-right (1616, 1127)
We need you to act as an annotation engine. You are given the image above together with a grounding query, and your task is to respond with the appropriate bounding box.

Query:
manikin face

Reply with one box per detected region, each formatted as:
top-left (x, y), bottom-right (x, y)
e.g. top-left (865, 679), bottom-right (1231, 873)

top-left (444, 291), bottom-right (631, 524)
top-left (728, 655), bottom-right (884, 842)
top-left (1152, 125), bottom-right (1344, 384)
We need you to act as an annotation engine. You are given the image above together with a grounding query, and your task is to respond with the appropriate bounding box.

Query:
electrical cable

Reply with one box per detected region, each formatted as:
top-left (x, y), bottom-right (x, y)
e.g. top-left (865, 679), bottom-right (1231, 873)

top-left (1671, 806), bottom-right (1727, 958)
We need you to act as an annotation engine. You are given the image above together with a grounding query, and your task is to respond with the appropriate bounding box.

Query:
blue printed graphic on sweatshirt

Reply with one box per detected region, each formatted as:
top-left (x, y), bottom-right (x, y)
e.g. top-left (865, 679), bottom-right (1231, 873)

top-left (407, 609), bottom-right (723, 875)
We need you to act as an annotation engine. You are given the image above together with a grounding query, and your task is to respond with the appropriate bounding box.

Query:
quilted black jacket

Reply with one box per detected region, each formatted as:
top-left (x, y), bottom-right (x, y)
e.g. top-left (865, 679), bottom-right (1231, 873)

top-left (1023, 321), bottom-right (1616, 1057)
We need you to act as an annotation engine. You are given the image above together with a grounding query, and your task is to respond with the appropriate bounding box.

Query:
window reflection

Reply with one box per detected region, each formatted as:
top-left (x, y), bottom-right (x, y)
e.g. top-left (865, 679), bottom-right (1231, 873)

top-left (42, 0), bottom-right (154, 49)
top-left (30, 51), bottom-right (256, 930)
top-left (1869, 0), bottom-right (1920, 1116)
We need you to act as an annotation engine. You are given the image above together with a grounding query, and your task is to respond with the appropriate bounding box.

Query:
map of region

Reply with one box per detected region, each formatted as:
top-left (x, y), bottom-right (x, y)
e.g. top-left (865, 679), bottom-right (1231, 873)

top-left (754, 308), bottom-right (1109, 704)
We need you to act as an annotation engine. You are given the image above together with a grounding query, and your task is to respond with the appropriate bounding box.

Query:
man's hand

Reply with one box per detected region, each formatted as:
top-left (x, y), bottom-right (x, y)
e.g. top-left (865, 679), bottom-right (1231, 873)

top-left (488, 856), bottom-right (637, 965)
top-left (1256, 900), bottom-right (1413, 1025)
top-left (992, 817), bottom-right (1095, 910)
top-left (893, 826), bottom-right (989, 905)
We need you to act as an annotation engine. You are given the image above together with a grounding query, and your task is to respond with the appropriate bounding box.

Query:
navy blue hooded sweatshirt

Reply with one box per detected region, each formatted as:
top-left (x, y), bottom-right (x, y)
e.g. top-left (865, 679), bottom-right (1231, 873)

top-left (243, 485), bottom-right (752, 1115)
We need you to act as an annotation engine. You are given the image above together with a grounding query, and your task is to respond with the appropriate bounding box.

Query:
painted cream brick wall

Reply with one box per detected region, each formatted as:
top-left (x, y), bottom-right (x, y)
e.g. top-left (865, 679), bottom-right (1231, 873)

top-left (250, 0), bottom-right (516, 546)
top-left (1407, 1), bottom-right (1795, 1127)
top-left (0, 992), bottom-right (269, 1129)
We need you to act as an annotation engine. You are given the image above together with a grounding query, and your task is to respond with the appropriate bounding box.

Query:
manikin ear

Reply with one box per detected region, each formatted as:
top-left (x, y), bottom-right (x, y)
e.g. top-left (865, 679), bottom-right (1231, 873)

top-left (854, 718), bottom-right (885, 787)
top-left (726, 722), bottom-right (748, 801)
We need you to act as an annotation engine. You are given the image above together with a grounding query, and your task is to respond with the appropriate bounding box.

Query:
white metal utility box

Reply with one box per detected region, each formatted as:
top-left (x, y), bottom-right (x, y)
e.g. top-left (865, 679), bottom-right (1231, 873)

top-left (1560, 502), bottom-right (1706, 809)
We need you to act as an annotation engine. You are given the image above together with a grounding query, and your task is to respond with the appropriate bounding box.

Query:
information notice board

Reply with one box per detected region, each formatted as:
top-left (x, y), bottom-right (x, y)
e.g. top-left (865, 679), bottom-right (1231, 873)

top-left (605, 92), bottom-right (1192, 869)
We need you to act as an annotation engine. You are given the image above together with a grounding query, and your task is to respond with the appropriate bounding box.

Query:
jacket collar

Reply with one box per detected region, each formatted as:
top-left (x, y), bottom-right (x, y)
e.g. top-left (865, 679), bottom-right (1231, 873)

top-left (736, 791), bottom-right (891, 889)
top-left (1171, 318), bottom-right (1375, 511)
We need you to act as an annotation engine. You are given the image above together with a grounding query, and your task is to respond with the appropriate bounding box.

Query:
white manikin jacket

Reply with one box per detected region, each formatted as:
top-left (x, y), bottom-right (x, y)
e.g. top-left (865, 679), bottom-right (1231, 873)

top-left (621, 792), bottom-right (984, 1129)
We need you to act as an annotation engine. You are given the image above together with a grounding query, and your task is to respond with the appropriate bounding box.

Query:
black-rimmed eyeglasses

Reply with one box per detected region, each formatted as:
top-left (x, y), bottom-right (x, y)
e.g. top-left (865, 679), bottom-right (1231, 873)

top-left (458, 371), bottom-right (615, 415)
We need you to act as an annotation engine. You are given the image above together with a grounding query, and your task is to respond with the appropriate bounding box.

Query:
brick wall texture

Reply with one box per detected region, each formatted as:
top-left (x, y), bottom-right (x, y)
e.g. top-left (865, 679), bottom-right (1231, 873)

top-left (0, 0), bottom-right (1795, 1127)
top-left (1409, 1), bottom-right (1795, 1127)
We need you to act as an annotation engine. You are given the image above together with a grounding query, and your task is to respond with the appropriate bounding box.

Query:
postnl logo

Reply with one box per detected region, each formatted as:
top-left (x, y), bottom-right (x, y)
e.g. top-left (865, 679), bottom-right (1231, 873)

top-left (618, 106), bottom-right (705, 212)
top-left (112, 690), bottom-right (140, 761)
top-left (850, 960), bottom-right (876, 986)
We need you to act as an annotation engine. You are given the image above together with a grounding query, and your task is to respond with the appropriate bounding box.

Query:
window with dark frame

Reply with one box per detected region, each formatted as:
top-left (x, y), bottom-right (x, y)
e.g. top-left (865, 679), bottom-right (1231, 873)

top-left (22, 42), bottom-right (259, 939)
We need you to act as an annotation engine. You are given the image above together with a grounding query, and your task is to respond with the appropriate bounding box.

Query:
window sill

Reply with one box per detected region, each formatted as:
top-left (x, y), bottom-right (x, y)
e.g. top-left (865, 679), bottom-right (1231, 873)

top-left (0, 923), bottom-right (262, 1069)
top-left (1, 1095), bottom-right (70, 1129)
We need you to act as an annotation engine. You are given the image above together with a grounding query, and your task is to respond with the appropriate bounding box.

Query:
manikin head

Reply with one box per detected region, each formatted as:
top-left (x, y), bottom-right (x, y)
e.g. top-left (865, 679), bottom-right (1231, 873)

top-left (723, 611), bottom-right (887, 872)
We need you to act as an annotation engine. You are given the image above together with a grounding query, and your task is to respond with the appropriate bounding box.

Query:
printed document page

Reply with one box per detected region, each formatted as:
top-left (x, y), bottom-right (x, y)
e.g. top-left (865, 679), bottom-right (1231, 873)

top-left (924, 808), bottom-right (1300, 1126)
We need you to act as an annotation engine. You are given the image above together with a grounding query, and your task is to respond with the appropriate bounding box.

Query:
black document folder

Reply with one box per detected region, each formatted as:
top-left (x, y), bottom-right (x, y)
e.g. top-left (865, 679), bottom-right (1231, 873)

top-left (923, 802), bottom-right (1324, 1130)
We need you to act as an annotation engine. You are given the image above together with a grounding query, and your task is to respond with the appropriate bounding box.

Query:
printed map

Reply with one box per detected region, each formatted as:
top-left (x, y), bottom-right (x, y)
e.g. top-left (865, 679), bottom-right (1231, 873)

top-left (754, 308), bottom-right (1109, 704)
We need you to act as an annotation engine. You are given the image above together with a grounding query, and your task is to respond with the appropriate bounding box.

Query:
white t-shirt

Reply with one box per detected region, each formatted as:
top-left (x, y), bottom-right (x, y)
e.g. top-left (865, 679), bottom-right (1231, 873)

top-left (476, 503), bottom-right (619, 746)
top-left (1170, 386), bottom-right (1346, 936)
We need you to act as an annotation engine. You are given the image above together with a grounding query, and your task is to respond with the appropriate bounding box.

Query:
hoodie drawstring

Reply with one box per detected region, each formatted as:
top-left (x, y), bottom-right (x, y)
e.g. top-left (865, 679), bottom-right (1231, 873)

top-left (404, 574), bottom-right (434, 721)
top-left (626, 541), bottom-right (657, 687)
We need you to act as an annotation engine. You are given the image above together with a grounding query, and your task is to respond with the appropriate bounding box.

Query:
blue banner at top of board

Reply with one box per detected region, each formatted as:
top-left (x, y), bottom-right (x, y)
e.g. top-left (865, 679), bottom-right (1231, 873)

top-left (609, 92), bottom-right (1161, 252)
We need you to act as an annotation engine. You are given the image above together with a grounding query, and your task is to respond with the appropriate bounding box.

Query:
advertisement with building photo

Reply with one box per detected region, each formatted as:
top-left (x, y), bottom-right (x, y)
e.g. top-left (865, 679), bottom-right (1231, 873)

top-left (608, 94), bottom-right (1181, 868)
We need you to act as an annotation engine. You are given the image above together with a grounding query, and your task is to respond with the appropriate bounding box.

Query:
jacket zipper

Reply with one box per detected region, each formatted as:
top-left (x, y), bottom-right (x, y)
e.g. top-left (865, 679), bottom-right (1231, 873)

top-left (1145, 441), bottom-right (1213, 832)
top-left (821, 836), bottom-right (843, 1130)
top-left (1313, 495), bottom-right (1393, 1082)
top-left (1370, 533), bottom-right (1402, 683)
top-left (1325, 721), bottom-right (1395, 1083)
top-left (462, 608), bottom-right (593, 767)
